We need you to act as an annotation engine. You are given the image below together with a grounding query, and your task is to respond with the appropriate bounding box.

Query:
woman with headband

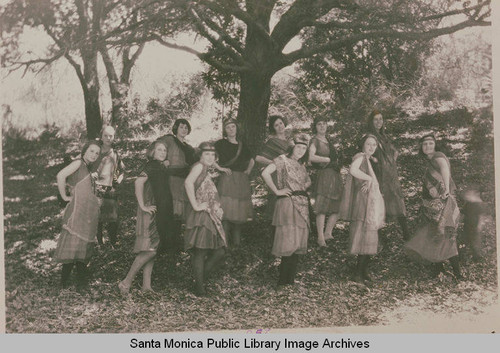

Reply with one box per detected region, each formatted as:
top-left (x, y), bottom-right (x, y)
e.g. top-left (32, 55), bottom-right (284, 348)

top-left (255, 115), bottom-right (294, 219)
top-left (308, 117), bottom-right (343, 247)
top-left (55, 139), bottom-right (102, 289)
top-left (214, 118), bottom-right (255, 248)
top-left (261, 133), bottom-right (311, 287)
top-left (184, 142), bottom-right (226, 296)
top-left (339, 134), bottom-right (385, 284)
top-left (405, 134), bottom-right (461, 279)
top-left (366, 110), bottom-right (409, 240)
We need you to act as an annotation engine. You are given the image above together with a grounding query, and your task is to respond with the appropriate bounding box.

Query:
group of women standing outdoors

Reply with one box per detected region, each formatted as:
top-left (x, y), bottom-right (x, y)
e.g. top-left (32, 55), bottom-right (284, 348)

top-left (54, 111), bottom-right (463, 296)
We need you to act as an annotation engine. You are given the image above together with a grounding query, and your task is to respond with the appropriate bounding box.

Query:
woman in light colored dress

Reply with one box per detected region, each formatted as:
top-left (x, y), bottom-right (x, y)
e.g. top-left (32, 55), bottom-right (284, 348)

top-left (308, 117), bottom-right (343, 247)
top-left (339, 134), bottom-right (385, 284)
top-left (261, 133), bottom-right (311, 286)
top-left (184, 142), bottom-right (227, 296)
top-left (214, 119), bottom-right (254, 247)
top-left (405, 134), bottom-right (461, 279)
top-left (255, 115), bottom-right (294, 219)
top-left (55, 140), bottom-right (102, 289)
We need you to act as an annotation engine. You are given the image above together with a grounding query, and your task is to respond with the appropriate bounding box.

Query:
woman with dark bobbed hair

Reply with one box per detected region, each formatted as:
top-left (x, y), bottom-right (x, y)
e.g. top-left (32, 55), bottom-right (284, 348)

top-left (157, 118), bottom-right (196, 253)
top-left (308, 117), bottom-right (343, 247)
top-left (405, 134), bottom-right (461, 279)
top-left (366, 110), bottom-right (409, 240)
top-left (255, 115), bottom-right (294, 219)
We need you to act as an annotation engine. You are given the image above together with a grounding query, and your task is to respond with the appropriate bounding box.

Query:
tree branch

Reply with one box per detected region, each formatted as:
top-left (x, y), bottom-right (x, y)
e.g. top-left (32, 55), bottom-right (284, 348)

top-left (280, 18), bottom-right (491, 69)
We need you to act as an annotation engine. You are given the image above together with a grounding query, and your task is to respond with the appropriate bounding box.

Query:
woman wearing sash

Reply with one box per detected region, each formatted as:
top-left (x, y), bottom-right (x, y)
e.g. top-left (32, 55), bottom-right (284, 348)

top-left (309, 117), bottom-right (343, 247)
top-left (157, 119), bottom-right (195, 253)
top-left (214, 119), bottom-right (254, 248)
top-left (55, 140), bottom-right (102, 289)
top-left (185, 142), bottom-right (226, 296)
top-left (255, 115), bottom-right (294, 219)
top-left (405, 134), bottom-right (461, 279)
top-left (366, 110), bottom-right (409, 240)
top-left (261, 134), bottom-right (311, 287)
top-left (339, 134), bottom-right (385, 284)
top-left (94, 125), bottom-right (125, 247)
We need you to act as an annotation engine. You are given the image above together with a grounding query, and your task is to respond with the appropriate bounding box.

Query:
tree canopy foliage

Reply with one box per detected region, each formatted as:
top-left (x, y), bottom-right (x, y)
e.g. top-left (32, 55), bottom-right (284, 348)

top-left (1, 0), bottom-right (491, 145)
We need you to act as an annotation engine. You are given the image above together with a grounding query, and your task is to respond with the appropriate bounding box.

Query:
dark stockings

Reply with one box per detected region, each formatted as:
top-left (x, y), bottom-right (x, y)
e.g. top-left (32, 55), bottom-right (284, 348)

top-left (354, 255), bottom-right (371, 283)
top-left (97, 221), bottom-right (118, 245)
top-left (191, 248), bottom-right (225, 296)
top-left (431, 256), bottom-right (462, 279)
top-left (61, 261), bottom-right (88, 288)
top-left (278, 254), bottom-right (299, 285)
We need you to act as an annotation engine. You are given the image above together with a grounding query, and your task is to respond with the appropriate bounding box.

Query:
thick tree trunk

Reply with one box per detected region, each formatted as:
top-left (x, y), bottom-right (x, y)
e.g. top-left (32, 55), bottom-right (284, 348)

top-left (108, 82), bottom-right (129, 127)
top-left (81, 50), bottom-right (102, 139)
top-left (237, 71), bottom-right (273, 154)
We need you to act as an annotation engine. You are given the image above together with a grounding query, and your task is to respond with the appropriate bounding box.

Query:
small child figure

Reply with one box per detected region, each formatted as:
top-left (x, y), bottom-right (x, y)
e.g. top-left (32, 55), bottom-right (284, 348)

top-left (462, 184), bottom-right (487, 261)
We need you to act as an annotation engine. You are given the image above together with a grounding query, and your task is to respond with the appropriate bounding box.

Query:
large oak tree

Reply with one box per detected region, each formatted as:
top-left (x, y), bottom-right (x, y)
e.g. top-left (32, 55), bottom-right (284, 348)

top-left (149, 0), bottom-right (490, 152)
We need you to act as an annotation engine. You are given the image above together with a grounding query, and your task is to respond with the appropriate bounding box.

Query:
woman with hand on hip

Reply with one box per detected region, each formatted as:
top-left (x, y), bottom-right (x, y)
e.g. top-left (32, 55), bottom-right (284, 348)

top-left (405, 134), bottom-right (461, 279)
top-left (261, 133), bottom-right (311, 287)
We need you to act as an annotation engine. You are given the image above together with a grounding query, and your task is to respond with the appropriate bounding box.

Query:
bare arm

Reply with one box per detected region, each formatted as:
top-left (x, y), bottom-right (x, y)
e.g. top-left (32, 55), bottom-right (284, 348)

top-left (56, 160), bottom-right (82, 202)
top-left (261, 163), bottom-right (291, 197)
top-left (308, 143), bottom-right (330, 164)
top-left (349, 156), bottom-right (372, 182)
top-left (185, 164), bottom-right (208, 211)
top-left (135, 176), bottom-right (156, 214)
top-left (244, 158), bottom-right (255, 175)
top-left (255, 155), bottom-right (273, 166)
top-left (213, 161), bottom-right (232, 175)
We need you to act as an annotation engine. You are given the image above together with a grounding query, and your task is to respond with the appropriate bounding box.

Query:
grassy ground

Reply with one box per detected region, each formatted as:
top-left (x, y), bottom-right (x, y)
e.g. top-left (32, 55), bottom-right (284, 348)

top-left (3, 109), bottom-right (497, 333)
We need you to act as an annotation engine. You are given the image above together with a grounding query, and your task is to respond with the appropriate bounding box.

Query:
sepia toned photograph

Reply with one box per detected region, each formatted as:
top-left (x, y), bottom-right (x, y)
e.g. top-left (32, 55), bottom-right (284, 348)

top-left (1, 0), bottom-right (497, 334)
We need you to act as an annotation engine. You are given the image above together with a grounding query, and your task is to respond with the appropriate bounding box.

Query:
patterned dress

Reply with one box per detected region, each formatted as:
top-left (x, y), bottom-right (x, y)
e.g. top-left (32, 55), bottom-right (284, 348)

top-left (405, 152), bottom-right (460, 262)
top-left (54, 161), bottom-right (100, 263)
top-left (271, 155), bottom-right (311, 257)
top-left (214, 139), bottom-right (254, 223)
top-left (310, 137), bottom-right (343, 215)
top-left (157, 134), bottom-right (195, 221)
top-left (184, 163), bottom-right (227, 250)
top-left (339, 153), bottom-right (385, 255)
top-left (94, 148), bottom-right (124, 222)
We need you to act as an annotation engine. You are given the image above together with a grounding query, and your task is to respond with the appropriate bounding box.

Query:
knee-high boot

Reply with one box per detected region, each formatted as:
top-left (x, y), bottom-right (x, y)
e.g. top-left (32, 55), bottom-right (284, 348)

top-left (287, 254), bottom-right (299, 285)
top-left (278, 256), bottom-right (291, 286)
top-left (449, 256), bottom-right (463, 280)
top-left (61, 263), bottom-right (74, 288)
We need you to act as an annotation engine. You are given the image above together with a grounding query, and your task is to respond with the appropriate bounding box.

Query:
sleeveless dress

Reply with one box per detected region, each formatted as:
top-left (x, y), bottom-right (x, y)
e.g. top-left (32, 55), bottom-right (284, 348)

top-left (214, 139), bottom-right (254, 223)
top-left (271, 155), bottom-right (311, 257)
top-left (54, 161), bottom-right (100, 263)
top-left (184, 163), bottom-right (227, 250)
top-left (405, 152), bottom-right (460, 262)
top-left (339, 153), bottom-right (385, 255)
top-left (372, 134), bottom-right (407, 217)
top-left (94, 148), bottom-right (124, 222)
top-left (310, 137), bottom-right (343, 214)
top-left (157, 134), bottom-right (195, 221)
top-left (257, 136), bottom-right (294, 220)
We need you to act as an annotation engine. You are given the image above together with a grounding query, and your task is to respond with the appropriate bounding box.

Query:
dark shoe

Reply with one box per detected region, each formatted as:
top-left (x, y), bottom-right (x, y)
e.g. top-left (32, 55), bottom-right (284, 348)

top-left (193, 282), bottom-right (207, 297)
